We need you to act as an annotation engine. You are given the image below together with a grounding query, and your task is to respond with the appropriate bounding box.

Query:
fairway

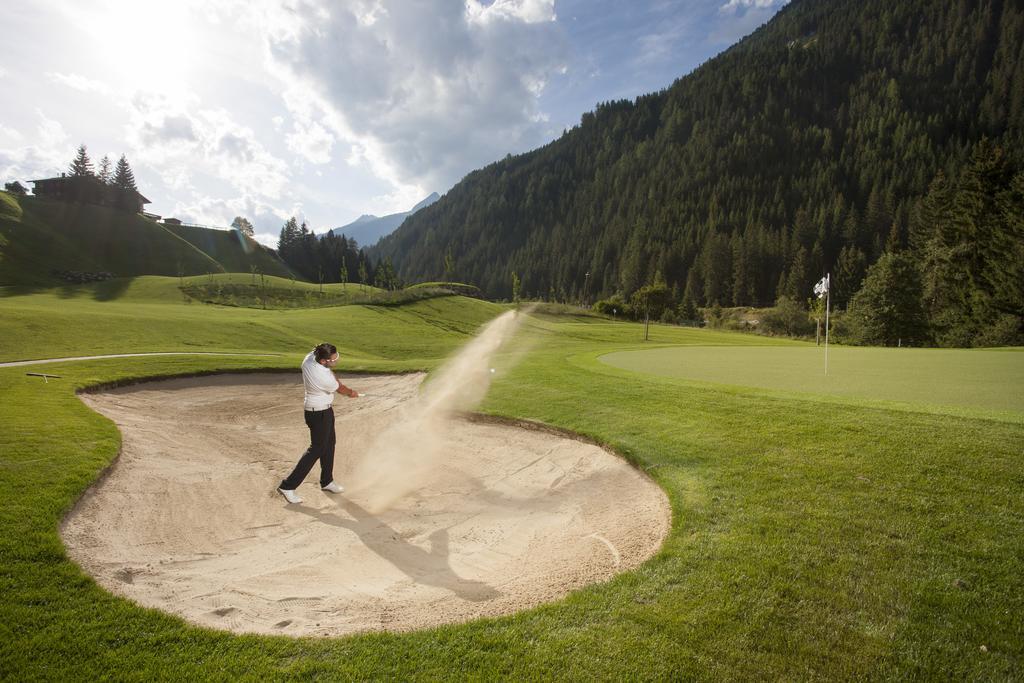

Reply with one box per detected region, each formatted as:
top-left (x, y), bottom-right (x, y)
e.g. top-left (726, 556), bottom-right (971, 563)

top-left (600, 345), bottom-right (1024, 415)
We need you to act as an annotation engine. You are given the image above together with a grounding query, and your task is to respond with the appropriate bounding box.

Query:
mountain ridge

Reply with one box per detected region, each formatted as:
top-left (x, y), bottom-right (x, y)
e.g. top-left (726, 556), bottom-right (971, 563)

top-left (330, 192), bottom-right (439, 247)
top-left (372, 0), bottom-right (1024, 309)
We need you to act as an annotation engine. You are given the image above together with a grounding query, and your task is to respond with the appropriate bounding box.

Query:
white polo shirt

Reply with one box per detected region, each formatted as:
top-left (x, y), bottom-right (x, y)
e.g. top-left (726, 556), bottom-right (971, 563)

top-left (301, 351), bottom-right (338, 410)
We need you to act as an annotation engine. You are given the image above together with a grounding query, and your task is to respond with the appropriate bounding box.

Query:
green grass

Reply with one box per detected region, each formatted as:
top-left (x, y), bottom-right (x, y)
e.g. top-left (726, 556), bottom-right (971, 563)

top-left (0, 294), bottom-right (1022, 679)
top-left (161, 222), bottom-right (293, 278)
top-left (0, 277), bottom-right (499, 364)
top-left (601, 345), bottom-right (1024, 417)
top-left (0, 193), bottom-right (291, 287)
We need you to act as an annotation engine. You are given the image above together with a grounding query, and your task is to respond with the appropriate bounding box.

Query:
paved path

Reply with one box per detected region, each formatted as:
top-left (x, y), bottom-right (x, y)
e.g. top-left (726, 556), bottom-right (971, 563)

top-left (1, 352), bottom-right (281, 368)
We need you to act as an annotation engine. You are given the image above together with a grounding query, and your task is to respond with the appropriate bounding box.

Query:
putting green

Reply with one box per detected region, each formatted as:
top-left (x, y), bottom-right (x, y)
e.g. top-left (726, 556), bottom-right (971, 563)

top-left (600, 345), bottom-right (1024, 414)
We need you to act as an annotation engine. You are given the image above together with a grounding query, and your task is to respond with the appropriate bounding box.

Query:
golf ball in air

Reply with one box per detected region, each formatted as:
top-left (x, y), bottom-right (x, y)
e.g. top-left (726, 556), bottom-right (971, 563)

top-left (490, 368), bottom-right (496, 373)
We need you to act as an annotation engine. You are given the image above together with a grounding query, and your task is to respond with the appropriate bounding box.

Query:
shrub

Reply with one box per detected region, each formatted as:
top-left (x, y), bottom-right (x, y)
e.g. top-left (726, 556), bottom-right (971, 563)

top-left (760, 296), bottom-right (815, 337)
top-left (594, 294), bottom-right (630, 318)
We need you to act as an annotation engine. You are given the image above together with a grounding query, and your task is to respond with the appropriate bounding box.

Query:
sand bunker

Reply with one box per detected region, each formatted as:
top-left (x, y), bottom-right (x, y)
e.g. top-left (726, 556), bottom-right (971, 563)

top-left (61, 373), bottom-right (670, 636)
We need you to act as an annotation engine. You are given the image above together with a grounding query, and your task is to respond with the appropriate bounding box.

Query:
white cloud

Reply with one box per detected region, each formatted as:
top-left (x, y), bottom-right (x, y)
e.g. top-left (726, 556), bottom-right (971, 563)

top-left (256, 0), bottom-right (568, 193)
top-left (719, 0), bottom-right (780, 14)
top-left (252, 231), bottom-right (280, 248)
top-left (45, 72), bottom-right (113, 95)
top-left (286, 119), bottom-right (335, 165)
top-left (0, 110), bottom-right (70, 183)
top-left (465, 0), bottom-right (557, 25)
top-left (355, 0), bottom-right (387, 26)
top-left (0, 124), bottom-right (23, 146)
top-left (125, 92), bottom-right (291, 201)
top-left (0, 67), bottom-right (8, 79)
top-left (170, 190), bottom-right (289, 231)
top-left (711, 0), bottom-right (787, 44)
top-left (634, 12), bottom-right (696, 68)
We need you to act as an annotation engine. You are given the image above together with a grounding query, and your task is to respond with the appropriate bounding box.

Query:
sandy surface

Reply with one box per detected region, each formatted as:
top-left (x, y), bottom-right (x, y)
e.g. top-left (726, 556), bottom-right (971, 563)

top-left (62, 373), bottom-right (670, 636)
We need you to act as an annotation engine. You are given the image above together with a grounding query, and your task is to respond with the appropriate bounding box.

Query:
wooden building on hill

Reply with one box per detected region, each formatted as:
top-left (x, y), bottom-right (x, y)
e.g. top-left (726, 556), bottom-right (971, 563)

top-left (29, 174), bottom-right (151, 213)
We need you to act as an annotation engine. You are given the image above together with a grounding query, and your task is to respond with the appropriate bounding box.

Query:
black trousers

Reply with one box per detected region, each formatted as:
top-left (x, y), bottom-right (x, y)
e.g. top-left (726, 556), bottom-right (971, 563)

top-left (280, 407), bottom-right (336, 490)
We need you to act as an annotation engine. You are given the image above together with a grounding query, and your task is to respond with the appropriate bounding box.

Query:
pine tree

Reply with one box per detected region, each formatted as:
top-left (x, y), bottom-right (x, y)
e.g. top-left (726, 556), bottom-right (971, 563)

top-left (374, 257), bottom-right (398, 290)
top-left (678, 290), bottom-right (698, 323)
top-left (918, 140), bottom-right (1022, 344)
top-left (783, 247), bottom-right (810, 300)
top-left (701, 232), bottom-right (731, 306)
top-left (909, 171), bottom-right (952, 251)
top-left (277, 217), bottom-right (300, 263)
top-left (97, 155), bottom-right (113, 184)
top-left (113, 155), bottom-right (137, 191)
top-left (69, 144), bottom-right (94, 177)
top-left (683, 265), bottom-right (703, 309)
top-left (847, 252), bottom-right (930, 346)
top-left (992, 171), bottom-right (1024, 317)
top-left (832, 245), bottom-right (867, 309)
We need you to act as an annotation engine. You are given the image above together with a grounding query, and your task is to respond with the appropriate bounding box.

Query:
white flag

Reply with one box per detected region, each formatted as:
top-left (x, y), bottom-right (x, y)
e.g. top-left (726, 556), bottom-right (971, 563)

top-left (813, 275), bottom-right (829, 299)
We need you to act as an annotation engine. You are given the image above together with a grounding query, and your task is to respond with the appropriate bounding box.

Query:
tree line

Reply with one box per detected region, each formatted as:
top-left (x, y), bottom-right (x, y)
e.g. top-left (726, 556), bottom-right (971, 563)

top-left (65, 144), bottom-right (139, 193)
top-left (844, 140), bottom-right (1023, 346)
top-left (275, 218), bottom-right (401, 290)
top-left (371, 0), bottom-right (1023, 346)
top-left (5, 144), bottom-right (144, 210)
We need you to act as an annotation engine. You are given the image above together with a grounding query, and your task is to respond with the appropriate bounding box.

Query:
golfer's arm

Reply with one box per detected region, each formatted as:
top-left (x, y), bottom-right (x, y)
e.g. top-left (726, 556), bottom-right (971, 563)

top-left (335, 377), bottom-right (356, 397)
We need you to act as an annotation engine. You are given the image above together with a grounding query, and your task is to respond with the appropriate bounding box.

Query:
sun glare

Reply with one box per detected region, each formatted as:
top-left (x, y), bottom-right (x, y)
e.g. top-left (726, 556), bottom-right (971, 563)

top-left (83, 1), bottom-right (200, 92)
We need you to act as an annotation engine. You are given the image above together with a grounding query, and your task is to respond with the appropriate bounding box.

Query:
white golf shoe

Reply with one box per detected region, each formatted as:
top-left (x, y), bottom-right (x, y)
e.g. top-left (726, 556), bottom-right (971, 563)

top-left (321, 481), bottom-right (344, 494)
top-left (277, 487), bottom-right (303, 504)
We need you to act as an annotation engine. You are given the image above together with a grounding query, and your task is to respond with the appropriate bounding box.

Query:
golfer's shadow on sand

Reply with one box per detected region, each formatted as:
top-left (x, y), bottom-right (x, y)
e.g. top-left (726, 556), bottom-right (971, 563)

top-left (287, 499), bottom-right (501, 603)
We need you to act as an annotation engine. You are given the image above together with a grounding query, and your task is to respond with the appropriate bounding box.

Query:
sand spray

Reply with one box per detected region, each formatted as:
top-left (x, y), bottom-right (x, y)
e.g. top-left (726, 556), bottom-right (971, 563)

top-left (346, 308), bottom-right (530, 512)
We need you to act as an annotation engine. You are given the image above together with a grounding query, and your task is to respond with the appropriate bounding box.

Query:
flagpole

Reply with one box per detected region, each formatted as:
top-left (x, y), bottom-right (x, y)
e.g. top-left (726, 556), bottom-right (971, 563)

top-left (824, 273), bottom-right (830, 377)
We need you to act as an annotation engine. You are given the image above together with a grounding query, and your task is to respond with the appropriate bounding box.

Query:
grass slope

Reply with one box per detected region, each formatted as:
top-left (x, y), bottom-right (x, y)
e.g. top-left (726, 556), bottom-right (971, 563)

top-left (0, 278), bottom-right (498, 365)
top-left (0, 297), bottom-right (1021, 680)
top-left (162, 222), bottom-right (293, 278)
top-left (0, 193), bottom-right (290, 287)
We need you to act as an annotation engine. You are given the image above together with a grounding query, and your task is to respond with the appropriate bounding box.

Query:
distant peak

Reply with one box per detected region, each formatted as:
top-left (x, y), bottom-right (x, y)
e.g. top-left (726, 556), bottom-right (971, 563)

top-left (411, 192), bottom-right (440, 212)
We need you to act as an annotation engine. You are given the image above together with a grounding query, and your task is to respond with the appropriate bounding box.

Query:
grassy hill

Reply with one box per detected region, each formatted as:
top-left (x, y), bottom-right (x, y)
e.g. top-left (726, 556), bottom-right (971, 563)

top-left (0, 277), bottom-right (502, 363)
top-left (162, 221), bottom-right (293, 278)
top-left (0, 192), bottom-right (292, 287)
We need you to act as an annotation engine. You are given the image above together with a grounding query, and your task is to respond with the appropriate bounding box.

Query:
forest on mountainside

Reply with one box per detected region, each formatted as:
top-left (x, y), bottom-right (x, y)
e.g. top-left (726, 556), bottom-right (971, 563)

top-left (276, 217), bottom-right (402, 290)
top-left (372, 0), bottom-right (1024, 346)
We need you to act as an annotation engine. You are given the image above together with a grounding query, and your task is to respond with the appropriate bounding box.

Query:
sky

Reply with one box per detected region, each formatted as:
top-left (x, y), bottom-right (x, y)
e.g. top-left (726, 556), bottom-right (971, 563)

top-left (0, 0), bottom-right (787, 248)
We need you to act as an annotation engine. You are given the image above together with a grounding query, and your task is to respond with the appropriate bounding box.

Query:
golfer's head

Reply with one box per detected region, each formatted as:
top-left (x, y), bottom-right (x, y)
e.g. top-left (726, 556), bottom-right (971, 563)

top-left (314, 342), bottom-right (338, 366)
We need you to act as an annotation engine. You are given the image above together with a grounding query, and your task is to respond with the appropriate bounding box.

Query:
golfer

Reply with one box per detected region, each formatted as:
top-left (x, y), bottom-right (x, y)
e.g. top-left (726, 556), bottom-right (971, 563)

top-left (277, 343), bottom-right (358, 504)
